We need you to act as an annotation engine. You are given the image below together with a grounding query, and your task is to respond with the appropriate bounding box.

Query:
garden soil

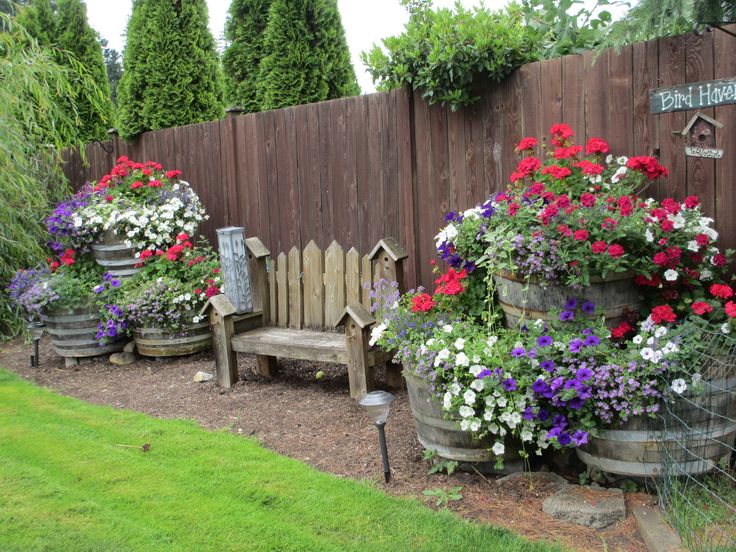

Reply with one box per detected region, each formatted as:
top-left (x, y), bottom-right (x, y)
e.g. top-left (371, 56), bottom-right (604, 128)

top-left (1, 337), bottom-right (652, 552)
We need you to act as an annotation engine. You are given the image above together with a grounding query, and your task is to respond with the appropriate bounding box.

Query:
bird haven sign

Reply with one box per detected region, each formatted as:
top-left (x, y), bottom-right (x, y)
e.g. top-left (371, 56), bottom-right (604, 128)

top-left (650, 77), bottom-right (736, 114)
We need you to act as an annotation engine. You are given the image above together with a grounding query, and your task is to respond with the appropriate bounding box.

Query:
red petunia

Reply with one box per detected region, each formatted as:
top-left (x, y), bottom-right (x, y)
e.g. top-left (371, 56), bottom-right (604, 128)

top-left (684, 195), bottom-right (700, 209)
top-left (585, 137), bottom-right (609, 155)
top-left (712, 254), bottom-right (727, 267)
top-left (651, 305), bottom-right (677, 324)
top-left (695, 233), bottom-right (710, 246)
top-left (608, 244), bottom-right (624, 258)
top-left (411, 293), bottom-right (436, 313)
top-left (666, 246), bottom-right (682, 259)
top-left (710, 283), bottom-right (734, 299)
top-left (591, 241), bottom-right (608, 254)
top-left (652, 252), bottom-right (669, 266)
top-left (660, 219), bottom-right (674, 232)
top-left (691, 301), bottom-right (713, 316)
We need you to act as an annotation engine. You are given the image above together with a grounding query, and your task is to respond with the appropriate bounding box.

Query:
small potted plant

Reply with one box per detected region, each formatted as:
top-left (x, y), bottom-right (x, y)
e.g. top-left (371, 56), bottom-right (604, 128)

top-left (98, 234), bottom-right (222, 357)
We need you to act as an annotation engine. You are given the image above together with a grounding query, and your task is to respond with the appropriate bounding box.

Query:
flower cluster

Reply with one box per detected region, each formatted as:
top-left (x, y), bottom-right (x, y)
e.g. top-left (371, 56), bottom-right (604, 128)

top-left (55, 157), bottom-right (207, 253)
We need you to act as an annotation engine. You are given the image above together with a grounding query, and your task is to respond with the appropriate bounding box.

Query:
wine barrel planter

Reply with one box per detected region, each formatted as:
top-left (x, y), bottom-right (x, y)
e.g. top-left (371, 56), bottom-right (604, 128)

top-left (91, 230), bottom-right (140, 279)
top-left (493, 271), bottom-right (641, 329)
top-left (133, 322), bottom-right (212, 358)
top-left (404, 370), bottom-right (523, 474)
top-left (577, 378), bottom-right (736, 477)
top-left (45, 305), bottom-right (124, 360)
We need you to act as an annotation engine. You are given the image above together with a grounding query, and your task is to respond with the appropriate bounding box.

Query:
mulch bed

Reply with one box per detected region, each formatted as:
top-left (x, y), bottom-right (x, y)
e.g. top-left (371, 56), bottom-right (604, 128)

top-left (0, 336), bottom-right (653, 552)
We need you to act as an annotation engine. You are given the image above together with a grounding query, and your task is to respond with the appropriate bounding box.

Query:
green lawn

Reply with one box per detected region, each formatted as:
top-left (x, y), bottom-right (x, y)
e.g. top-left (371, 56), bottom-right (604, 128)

top-left (0, 369), bottom-right (566, 552)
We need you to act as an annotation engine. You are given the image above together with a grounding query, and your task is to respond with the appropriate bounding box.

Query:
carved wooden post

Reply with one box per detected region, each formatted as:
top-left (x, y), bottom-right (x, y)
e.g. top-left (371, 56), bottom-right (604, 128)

top-left (217, 227), bottom-right (254, 314)
top-left (201, 295), bottom-right (238, 388)
top-left (338, 304), bottom-right (376, 399)
top-left (369, 237), bottom-right (409, 389)
top-left (245, 237), bottom-right (270, 322)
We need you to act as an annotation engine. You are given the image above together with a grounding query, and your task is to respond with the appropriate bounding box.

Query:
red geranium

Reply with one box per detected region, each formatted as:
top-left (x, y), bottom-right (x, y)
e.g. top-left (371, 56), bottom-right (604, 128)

top-left (573, 229), bottom-right (589, 241)
top-left (626, 156), bottom-right (668, 180)
top-left (651, 305), bottom-right (676, 324)
top-left (725, 301), bottom-right (736, 318)
top-left (585, 137), bottom-right (609, 155)
top-left (541, 165), bottom-right (572, 180)
top-left (434, 268), bottom-right (467, 296)
top-left (610, 321), bottom-right (633, 339)
top-left (549, 123), bottom-right (574, 146)
top-left (691, 301), bottom-right (713, 316)
top-left (710, 283), bottom-right (734, 299)
top-left (684, 195), bottom-right (700, 209)
top-left (130, 181), bottom-right (143, 189)
top-left (411, 293), bottom-right (435, 313)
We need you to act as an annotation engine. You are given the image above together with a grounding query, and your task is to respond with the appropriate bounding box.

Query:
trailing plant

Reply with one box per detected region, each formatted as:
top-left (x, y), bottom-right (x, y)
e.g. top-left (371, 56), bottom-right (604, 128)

top-left (361, 1), bottom-right (534, 110)
top-left (422, 486), bottom-right (463, 507)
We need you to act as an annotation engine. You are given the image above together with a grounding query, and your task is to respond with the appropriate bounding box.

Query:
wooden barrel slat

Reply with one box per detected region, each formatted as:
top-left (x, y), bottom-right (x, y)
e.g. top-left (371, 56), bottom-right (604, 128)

top-left (133, 322), bottom-right (212, 357)
top-left (577, 378), bottom-right (736, 477)
top-left (45, 306), bottom-right (124, 359)
top-left (493, 271), bottom-right (641, 329)
top-left (92, 231), bottom-right (140, 279)
top-left (404, 371), bottom-right (522, 474)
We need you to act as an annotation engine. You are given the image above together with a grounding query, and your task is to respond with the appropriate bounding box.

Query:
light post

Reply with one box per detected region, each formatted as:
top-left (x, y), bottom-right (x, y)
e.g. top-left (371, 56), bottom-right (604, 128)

top-left (28, 321), bottom-right (45, 368)
top-left (359, 390), bottom-right (395, 483)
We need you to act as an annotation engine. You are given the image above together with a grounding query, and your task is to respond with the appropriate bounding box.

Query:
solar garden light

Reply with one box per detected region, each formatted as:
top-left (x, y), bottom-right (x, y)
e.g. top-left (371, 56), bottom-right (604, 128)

top-left (359, 390), bottom-right (395, 483)
top-left (28, 321), bottom-right (45, 368)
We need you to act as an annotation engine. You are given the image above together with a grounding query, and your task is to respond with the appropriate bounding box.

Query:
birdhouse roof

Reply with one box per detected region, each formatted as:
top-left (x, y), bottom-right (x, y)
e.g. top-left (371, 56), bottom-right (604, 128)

top-left (679, 112), bottom-right (724, 136)
top-left (368, 237), bottom-right (408, 261)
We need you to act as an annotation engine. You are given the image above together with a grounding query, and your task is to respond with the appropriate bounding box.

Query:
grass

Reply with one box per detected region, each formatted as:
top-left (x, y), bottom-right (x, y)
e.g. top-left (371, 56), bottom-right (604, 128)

top-left (0, 369), bottom-right (567, 552)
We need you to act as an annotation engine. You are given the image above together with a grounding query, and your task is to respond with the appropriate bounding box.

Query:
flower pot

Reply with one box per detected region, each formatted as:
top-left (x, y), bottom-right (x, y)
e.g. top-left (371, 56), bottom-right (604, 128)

top-left (576, 377), bottom-right (736, 477)
top-left (404, 370), bottom-right (523, 474)
top-left (493, 271), bottom-right (641, 329)
top-left (92, 230), bottom-right (140, 279)
top-left (133, 322), bottom-right (212, 358)
top-left (45, 304), bottom-right (125, 360)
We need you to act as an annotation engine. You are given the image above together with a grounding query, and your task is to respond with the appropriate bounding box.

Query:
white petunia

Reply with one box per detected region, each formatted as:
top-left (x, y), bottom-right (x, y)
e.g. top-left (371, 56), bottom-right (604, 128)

top-left (701, 269), bottom-right (713, 280)
top-left (645, 229), bottom-right (654, 243)
top-left (443, 324), bottom-right (453, 333)
top-left (469, 365), bottom-right (484, 377)
top-left (434, 348), bottom-right (451, 367)
top-left (521, 430), bottom-right (533, 442)
top-left (664, 269), bottom-right (678, 281)
top-left (469, 419), bottom-right (481, 432)
top-left (671, 378), bottom-right (687, 394)
top-left (646, 336), bottom-right (655, 346)
top-left (721, 323), bottom-right (731, 334)
top-left (369, 322), bottom-right (387, 346)
top-left (632, 335), bottom-right (644, 345)
top-left (687, 240), bottom-right (700, 252)
top-left (470, 379), bottom-right (485, 392)
top-left (491, 442), bottom-right (505, 456)
top-left (640, 347), bottom-right (655, 360)
top-left (496, 396), bottom-right (508, 408)
top-left (483, 410), bottom-right (495, 421)
top-left (654, 326), bottom-right (668, 338)
top-left (472, 354), bottom-right (481, 363)
top-left (454, 338), bottom-right (465, 350)
top-left (459, 405), bottom-right (475, 418)
top-left (463, 389), bottom-right (477, 405)
top-left (486, 335), bottom-right (498, 348)
top-left (443, 392), bottom-right (453, 410)
top-left (455, 352), bottom-right (470, 367)
top-left (460, 420), bottom-right (470, 431)
top-left (449, 382), bottom-right (461, 395)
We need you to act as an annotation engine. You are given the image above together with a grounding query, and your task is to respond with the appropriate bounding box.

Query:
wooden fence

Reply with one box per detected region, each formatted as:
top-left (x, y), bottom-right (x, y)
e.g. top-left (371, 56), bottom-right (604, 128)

top-left (64, 26), bottom-right (736, 290)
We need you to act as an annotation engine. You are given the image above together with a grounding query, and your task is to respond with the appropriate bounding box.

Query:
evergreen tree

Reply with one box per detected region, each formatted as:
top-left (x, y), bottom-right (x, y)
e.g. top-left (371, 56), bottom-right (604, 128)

top-left (101, 39), bottom-right (122, 105)
top-left (117, 0), bottom-right (224, 141)
top-left (222, 0), bottom-right (272, 112)
top-left (256, 0), bottom-right (360, 111)
top-left (16, 0), bottom-right (113, 142)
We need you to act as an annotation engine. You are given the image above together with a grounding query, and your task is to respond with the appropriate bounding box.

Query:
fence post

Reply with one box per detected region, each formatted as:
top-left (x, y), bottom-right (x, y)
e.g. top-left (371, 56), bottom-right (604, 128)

top-left (224, 107), bottom-right (243, 227)
top-left (107, 128), bottom-right (120, 162)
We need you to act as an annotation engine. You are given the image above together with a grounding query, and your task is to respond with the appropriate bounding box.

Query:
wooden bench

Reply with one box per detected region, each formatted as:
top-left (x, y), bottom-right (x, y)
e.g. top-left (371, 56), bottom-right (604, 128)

top-left (204, 236), bottom-right (407, 399)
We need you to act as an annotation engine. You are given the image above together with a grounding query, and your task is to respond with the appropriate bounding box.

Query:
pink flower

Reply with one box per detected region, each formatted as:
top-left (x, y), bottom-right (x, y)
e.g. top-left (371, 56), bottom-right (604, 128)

top-left (607, 244), bottom-right (624, 258)
top-left (591, 241), bottom-right (608, 254)
top-left (573, 229), bottom-right (589, 241)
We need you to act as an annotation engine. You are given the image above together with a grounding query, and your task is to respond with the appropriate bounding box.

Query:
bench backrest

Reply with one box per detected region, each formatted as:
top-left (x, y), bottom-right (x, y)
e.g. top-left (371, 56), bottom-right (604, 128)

top-left (249, 238), bottom-right (406, 331)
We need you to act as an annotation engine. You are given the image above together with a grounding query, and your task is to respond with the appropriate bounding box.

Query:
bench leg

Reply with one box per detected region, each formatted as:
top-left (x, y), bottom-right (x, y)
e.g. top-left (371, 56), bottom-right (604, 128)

top-left (256, 355), bottom-right (278, 377)
top-left (211, 310), bottom-right (238, 388)
top-left (386, 361), bottom-right (404, 389)
top-left (345, 320), bottom-right (374, 399)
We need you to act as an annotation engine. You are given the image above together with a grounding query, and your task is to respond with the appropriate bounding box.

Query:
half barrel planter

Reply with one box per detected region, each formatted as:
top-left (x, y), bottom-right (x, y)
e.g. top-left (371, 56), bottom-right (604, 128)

top-left (493, 271), bottom-right (641, 329)
top-left (577, 377), bottom-right (736, 477)
top-left (404, 370), bottom-right (523, 474)
top-left (45, 303), bottom-right (124, 366)
top-left (91, 230), bottom-right (140, 279)
top-left (133, 322), bottom-right (212, 358)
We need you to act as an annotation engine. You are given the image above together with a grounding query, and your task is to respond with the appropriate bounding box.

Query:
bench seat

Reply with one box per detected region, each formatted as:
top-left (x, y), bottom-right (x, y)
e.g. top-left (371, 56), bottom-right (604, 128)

top-left (231, 327), bottom-right (393, 366)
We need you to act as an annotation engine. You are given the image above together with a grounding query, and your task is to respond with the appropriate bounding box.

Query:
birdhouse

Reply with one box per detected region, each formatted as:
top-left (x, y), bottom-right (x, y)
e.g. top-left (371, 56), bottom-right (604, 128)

top-left (677, 112), bottom-right (724, 159)
top-left (368, 237), bottom-right (408, 290)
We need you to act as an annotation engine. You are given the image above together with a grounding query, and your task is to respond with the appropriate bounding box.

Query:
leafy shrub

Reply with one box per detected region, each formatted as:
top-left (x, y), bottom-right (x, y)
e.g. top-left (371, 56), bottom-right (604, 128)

top-left (361, 1), bottom-right (534, 110)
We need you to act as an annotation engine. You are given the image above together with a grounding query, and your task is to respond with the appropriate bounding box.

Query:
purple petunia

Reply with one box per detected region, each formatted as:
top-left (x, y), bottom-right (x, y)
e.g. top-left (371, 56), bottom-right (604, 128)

top-left (537, 335), bottom-right (553, 347)
top-left (584, 335), bottom-right (600, 347)
top-left (564, 298), bottom-right (578, 310)
top-left (511, 347), bottom-right (526, 358)
top-left (569, 338), bottom-right (584, 353)
top-left (576, 367), bottom-right (592, 381)
top-left (541, 360), bottom-right (556, 373)
top-left (560, 310), bottom-right (575, 322)
top-left (532, 379), bottom-right (550, 394)
top-left (557, 432), bottom-right (572, 446)
top-left (581, 300), bottom-right (596, 314)
top-left (476, 368), bottom-right (494, 379)
top-left (571, 430), bottom-right (588, 446)
top-left (502, 378), bottom-right (517, 391)
top-left (537, 408), bottom-right (550, 422)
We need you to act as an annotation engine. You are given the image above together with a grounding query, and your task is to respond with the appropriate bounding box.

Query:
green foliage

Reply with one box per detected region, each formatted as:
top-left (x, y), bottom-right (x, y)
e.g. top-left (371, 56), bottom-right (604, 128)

top-left (361, 1), bottom-right (534, 111)
top-left (256, 0), bottom-right (360, 111)
top-left (423, 449), bottom-right (459, 476)
top-left (17, 0), bottom-right (114, 142)
top-left (519, 0), bottom-right (616, 59)
top-left (222, 0), bottom-right (273, 112)
top-left (422, 486), bottom-right (464, 507)
top-left (101, 40), bottom-right (122, 106)
top-left (0, 14), bottom-right (98, 337)
top-left (0, 370), bottom-right (567, 552)
top-left (117, 0), bottom-right (224, 141)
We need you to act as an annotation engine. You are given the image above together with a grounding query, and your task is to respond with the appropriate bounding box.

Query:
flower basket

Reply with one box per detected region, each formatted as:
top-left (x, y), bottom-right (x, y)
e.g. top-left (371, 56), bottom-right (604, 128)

top-left (132, 321), bottom-right (212, 358)
top-left (45, 302), bottom-right (125, 360)
top-left (404, 369), bottom-right (523, 474)
top-left (576, 376), bottom-right (736, 477)
top-left (91, 229), bottom-right (140, 279)
top-left (493, 270), bottom-right (641, 329)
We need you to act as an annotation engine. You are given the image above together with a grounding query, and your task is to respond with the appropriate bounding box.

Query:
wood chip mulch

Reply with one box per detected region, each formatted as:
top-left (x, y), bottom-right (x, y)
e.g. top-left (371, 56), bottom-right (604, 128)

top-left (0, 336), bottom-right (654, 552)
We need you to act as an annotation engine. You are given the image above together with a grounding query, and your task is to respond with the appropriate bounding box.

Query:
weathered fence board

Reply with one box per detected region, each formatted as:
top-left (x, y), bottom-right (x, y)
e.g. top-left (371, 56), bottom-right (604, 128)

top-left (64, 26), bottom-right (736, 289)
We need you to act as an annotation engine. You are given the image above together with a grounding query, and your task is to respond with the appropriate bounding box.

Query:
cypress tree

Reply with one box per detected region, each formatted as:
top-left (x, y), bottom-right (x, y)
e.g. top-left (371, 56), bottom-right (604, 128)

top-left (256, 0), bottom-right (360, 111)
top-left (16, 0), bottom-right (113, 142)
top-left (222, 0), bottom-right (272, 112)
top-left (117, 0), bottom-right (224, 141)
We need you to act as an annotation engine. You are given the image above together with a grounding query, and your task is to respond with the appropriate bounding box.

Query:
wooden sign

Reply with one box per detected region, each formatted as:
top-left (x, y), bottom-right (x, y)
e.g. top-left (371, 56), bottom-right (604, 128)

top-left (685, 146), bottom-right (724, 159)
top-left (650, 77), bottom-right (736, 114)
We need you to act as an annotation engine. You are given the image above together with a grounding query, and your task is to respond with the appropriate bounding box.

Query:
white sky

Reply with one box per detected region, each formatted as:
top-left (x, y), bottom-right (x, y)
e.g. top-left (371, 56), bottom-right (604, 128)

top-left (84, 0), bottom-right (622, 94)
